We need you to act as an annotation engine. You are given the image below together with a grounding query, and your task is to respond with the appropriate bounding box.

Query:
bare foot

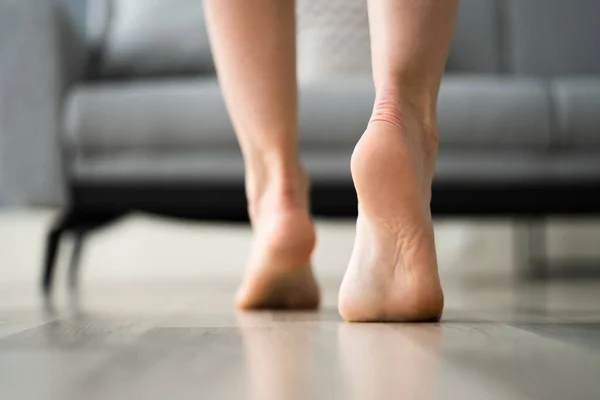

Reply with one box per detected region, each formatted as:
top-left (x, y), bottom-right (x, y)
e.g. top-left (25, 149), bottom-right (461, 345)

top-left (339, 99), bottom-right (443, 322)
top-left (236, 171), bottom-right (320, 309)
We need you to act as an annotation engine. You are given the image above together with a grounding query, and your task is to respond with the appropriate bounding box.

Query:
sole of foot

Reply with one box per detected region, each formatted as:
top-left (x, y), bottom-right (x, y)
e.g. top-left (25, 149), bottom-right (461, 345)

top-left (236, 204), bottom-right (320, 310)
top-left (338, 116), bottom-right (444, 322)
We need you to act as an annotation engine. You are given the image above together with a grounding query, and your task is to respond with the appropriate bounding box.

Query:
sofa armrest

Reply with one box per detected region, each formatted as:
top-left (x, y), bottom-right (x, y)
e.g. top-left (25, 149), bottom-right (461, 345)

top-left (0, 0), bottom-right (86, 207)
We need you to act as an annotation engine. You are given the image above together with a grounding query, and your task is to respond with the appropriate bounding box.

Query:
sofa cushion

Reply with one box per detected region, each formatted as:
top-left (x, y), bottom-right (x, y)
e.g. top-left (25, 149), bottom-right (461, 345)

top-left (552, 78), bottom-right (600, 147)
top-left (65, 76), bottom-right (552, 156)
top-left (447, 0), bottom-right (500, 73)
top-left (506, 0), bottom-right (600, 75)
top-left (303, 76), bottom-right (551, 149)
top-left (303, 76), bottom-right (553, 149)
top-left (65, 77), bottom-right (374, 154)
top-left (65, 79), bottom-right (235, 154)
top-left (435, 151), bottom-right (600, 183)
top-left (65, 77), bottom-right (377, 154)
top-left (438, 76), bottom-right (551, 148)
top-left (85, 0), bottom-right (111, 56)
top-left (72, 149), bottom-right (353, 184)
top-left (298, 78), bottom-right (372, 148)
top-left (72, 149), bottom-right (600, 186)
top-left (101, 0), bottom-right (214, 77)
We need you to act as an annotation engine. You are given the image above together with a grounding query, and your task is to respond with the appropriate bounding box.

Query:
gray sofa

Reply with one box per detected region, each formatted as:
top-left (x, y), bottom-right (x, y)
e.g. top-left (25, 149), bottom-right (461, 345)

top-left (1, 0), bottom-right (600, 289)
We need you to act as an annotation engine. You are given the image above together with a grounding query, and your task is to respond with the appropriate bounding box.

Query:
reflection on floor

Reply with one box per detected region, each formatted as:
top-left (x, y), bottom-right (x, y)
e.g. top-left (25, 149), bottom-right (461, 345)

top-left (1, 280), bottom-right (600, 400)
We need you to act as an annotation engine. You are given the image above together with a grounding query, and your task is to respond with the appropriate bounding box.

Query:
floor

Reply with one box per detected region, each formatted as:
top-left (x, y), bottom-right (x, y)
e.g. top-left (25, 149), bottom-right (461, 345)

top-left (2, 280), bottom-right (600, 400)
top-left (2, 211), bottom-right (600, 399)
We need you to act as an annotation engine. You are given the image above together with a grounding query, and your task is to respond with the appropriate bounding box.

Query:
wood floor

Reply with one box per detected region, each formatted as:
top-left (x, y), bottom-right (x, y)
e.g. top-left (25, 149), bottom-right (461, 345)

top-left (2, 279), bottom-right (600, 400)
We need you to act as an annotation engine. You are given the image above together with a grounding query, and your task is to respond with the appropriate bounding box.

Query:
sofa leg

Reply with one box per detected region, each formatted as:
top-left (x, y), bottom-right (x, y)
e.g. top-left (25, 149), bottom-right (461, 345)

top-left (68, 230), bottom-right (86, 291)
top-left (515, 218), bottom-right (548, 281)
top-left (527, 219), bottom-right (548, 280)
top-left (42, 210), bottom-right (79, 295)
top-left (41, 208), bottom-right (126, 297)
top-left (42, 226), bottom-right (64, 296)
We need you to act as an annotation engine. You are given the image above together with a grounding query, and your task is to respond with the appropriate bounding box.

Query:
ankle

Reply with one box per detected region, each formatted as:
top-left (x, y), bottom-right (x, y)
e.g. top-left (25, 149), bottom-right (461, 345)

top-left (372, 85), bottom-right (437, 131)
top-left (370, 85), bottom-right (439, 153)
top-left (245, 157), bottom-right (310, 219)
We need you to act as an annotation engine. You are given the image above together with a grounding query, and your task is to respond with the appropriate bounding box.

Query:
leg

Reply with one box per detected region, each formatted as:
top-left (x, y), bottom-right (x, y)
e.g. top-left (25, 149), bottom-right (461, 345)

top-left (42, 210), bottom-right (76, 295)
top-left (204, 0), bottom-right (319, 309)
top-left (339, 0), bottom-right (458, 321)
top-left (42, 209), bottom-right (124, 296)
top-left (42, 227), bottom-right (63, 296)
top-left (68, 230), bottom-right (86, 290)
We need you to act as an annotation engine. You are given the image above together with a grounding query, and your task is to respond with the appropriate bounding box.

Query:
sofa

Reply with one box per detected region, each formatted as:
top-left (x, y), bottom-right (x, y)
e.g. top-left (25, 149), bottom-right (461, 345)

top-left (1, 0), bottom-right (600, 291)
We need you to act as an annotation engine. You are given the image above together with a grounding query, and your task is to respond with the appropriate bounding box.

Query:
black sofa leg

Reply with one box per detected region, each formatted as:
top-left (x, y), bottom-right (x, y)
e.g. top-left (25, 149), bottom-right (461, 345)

top-left (41, 209), bottom-right (126, 296)
top-left (42, 211), bottom-right (78, 295)
top-left (68, 230), bottom-right (86, 291)
top-left (42, 227), bottom-right (64, 296)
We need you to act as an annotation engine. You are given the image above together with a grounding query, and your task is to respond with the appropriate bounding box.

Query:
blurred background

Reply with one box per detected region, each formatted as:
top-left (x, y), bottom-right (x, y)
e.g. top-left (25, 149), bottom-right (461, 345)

top-left (1, 0), bottom-right (600, 297)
